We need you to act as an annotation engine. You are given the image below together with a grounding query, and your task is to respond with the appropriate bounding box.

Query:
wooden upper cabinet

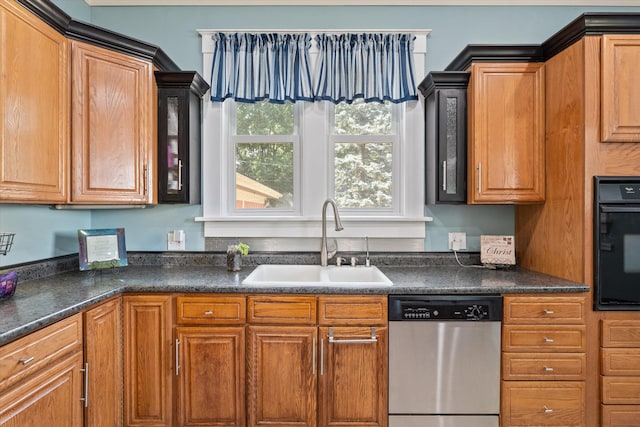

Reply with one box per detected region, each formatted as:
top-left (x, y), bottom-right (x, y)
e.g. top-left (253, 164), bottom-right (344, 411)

top-left (468, 62), bottom-right (545, 204)
top-left (71, 40), bottom-right (156, 204)
top-left (602, 35), bottom-right (640, 142)
top-left (0, 0), bottom-right (69, 202)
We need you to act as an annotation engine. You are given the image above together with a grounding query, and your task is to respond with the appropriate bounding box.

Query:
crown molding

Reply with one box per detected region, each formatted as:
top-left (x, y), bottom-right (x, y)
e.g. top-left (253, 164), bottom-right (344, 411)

top-left (83, 0), bottom-right (640, 6)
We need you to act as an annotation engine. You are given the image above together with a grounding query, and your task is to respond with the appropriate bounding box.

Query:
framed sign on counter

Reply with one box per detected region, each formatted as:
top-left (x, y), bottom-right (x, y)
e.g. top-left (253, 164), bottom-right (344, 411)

top-left (78, 228), bottom-right (128, 271)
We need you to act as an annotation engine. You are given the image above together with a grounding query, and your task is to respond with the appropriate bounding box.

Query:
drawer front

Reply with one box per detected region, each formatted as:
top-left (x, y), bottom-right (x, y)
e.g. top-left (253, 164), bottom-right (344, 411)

top-left (318, 295), bottom-right (387, 325)
top-left (503, 353), bottom-right (586, 381)
top-left (503, 325), bottom-right (586, 352)
top-left (602, 376), bottom-right (640, 404)
top-left (0, 314), bottom-right (83, 391)
top-left (248, 296), bottom-right (317, 324)
top-left (602, 320), bottom-right (640, 347)
top-left (504, 296), bottom-right (585, 324)
top-left (176, 295), bottom-right (246, 324)
top-left (502, 381), bottom-right (585, 426)
top-left (601, 405), bottom-right (640, 427)
top-left (602, 348), bottom-right (640, 376)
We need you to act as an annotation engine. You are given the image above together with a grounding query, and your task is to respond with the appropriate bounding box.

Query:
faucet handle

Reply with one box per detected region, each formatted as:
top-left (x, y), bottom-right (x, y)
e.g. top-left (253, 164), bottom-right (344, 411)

top-left (336, 257), bottom-right (347, 266)
top-left (350, 257), bottom-right (358, 267)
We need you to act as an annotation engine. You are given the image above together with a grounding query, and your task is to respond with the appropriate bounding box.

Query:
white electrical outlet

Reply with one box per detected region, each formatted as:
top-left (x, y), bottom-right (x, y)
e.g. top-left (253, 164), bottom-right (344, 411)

top-left (167, 230), bottom-right (186, 251)
top-left (448, 232), bottom-right (467, 251)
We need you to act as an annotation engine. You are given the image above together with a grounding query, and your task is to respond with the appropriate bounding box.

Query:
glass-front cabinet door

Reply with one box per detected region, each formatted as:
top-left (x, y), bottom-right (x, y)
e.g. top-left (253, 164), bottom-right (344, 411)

top-left (419, 71), bottom-right (469, 204)
top-left (155, 71), bottom-right (209, 203)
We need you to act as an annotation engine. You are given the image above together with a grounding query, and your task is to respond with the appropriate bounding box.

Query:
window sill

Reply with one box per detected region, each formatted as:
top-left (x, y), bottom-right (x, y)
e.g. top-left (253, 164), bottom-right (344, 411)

top-left (195, 216), bottom-right (432, 238)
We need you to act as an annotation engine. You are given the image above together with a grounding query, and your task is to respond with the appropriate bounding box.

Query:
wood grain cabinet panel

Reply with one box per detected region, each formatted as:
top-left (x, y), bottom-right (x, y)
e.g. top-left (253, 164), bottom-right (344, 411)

top-left (123, 295), bottom-right (172, 427)
top-left (318, 295), bottom-right (387, 325)
top-left (501, 381), bottom-right (585, 426)
top-left (71, 40), bottom-right (156, 204)
top-left (318, 326), bottom-right (387, 427)
top-left (176, 326), bottom-right (245, 427)
top-left (503, 325), bottom-right (586, 352)
top-left (84, 298), bottom-right (122, 427)
top-left (176, 295), bottom-right (246, 325)
top-left (601, 348), bottom-right (640, 376)
top-left (247, 295), bottom-right (317, 324)
top-left (503, 297), bottom-right (585, 324)
top-left (0, 351), bottom-right (84, 427)
top-left (503, 353), bottom-right (586, 381)
top-left (0, 313), bottom-right (82, 392)
top-left (601, 35), bottom-right (640, 142)
top-left (602, 377), bottom-right (640, 405)
top-left (601, 405), bottom-right (640, 426)
top-left (602, 320), bottom-right (640, 347)
top-left (0, 0), bottom-right (69, 202)
top-left (247, 325), bottom-right (317, 427)
top-left (467, 62), bottom-right (545, 204)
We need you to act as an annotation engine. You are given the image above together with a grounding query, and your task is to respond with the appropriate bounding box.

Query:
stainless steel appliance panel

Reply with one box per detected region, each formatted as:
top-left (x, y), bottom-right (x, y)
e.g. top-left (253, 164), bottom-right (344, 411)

top-left (388, 321), bottom-right (501, 414)
top-left (389, 415), bottom-right (499, 427)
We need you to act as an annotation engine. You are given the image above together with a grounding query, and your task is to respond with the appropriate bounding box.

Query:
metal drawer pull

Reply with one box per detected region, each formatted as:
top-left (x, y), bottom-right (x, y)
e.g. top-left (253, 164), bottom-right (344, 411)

top-left (80, 363), bottom-right (89, 408)
top-left (19, 356), bottom-right (35, 365)
top-left (477, 163), bottom-right (482, 194)
top-left (543, 406), bottom-right (553, 414)
top-left (175, 339), bottom-right (180, 376)
top-left (543, 337), bottom-right (554, 343)
top-left (312, 339), bottom-right (316, 375)
top-left (543, 309), bottom-right (555, 315)
top-left (320, 338), bottom-right (324, 376)
top-left (544, 366), bottom-right (554, 372)
top-left (328, 327), bottom-right (377, 344)
top-left (204, 310), bottom-right (213, 315)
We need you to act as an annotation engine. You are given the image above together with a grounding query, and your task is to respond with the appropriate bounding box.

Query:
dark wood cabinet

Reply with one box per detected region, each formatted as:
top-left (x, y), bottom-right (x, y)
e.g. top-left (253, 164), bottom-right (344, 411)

top-left (419, 71), bottom-right (469, 204)
top-left (155, 71), bottom-right (209, 204)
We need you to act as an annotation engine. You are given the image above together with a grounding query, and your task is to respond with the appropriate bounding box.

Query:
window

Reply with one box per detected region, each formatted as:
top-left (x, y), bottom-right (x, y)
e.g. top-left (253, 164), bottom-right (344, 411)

top-left (232, 102), bottom-right (297, 211)
top-left (331, 100), bottom-right (397, 210)
top-left (198, 31), bottom-right (430, 241)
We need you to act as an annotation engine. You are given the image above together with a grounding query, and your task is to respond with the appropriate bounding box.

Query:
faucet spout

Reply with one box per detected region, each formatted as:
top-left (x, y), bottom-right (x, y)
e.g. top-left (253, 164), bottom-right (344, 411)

top-left (321, 199), bottom-right (343, 266)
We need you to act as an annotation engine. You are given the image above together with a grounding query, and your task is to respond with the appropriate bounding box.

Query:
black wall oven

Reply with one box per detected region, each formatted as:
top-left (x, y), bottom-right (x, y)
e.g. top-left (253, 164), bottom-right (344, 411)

top-left (595, 176), bottom-right (640, 310)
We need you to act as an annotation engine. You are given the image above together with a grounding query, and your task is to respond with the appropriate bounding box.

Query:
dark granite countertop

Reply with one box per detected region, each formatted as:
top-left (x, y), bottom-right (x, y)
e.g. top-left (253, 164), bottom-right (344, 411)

top-left (0, 253), bottom-right (588, 346)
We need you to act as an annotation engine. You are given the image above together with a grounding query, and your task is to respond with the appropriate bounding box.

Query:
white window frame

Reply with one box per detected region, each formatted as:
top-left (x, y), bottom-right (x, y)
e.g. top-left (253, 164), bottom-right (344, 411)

top-left (196, 29), bottom-right (432, 240)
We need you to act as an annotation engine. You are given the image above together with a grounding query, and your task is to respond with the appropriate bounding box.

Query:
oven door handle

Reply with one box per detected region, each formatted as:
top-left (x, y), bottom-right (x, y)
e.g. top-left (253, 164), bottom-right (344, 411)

top-left (600, 205), bottom-right (640, 213)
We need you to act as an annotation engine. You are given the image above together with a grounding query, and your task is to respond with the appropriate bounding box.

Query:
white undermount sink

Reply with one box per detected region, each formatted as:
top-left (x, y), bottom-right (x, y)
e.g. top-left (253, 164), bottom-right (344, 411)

top-left (242, 264), bottom-right (393, 287)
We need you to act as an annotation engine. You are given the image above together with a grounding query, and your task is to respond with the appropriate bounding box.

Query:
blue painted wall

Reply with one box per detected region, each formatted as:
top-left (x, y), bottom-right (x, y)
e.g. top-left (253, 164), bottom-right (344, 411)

top-left (2, 1), bottom-right (639, 266)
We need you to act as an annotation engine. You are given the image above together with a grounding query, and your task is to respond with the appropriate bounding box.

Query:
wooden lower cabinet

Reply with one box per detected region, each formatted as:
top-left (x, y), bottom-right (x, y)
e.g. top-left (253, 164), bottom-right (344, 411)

top-left (501, 296), bottom-right (586, 427)
top-left (176, 326), bottom-right (245, 427)
top-left (0, 314), bottom-right (84, 427)
top-left (123, 295), bottom-right (173, 427)
top-left (0, 351), bottom-right (84, 426)
top-left (247, 325), bottom-right (317, 427)
top-left (84, 297), bottom-right (123, 427)
top-left (247, 295), bottom-right (388, 427)
top-left (318, 326), bottom-right (387, 427)
top-left (502, 381), bottom-right (585, 426)
top-left (601, 320), bottom-right (640, 426)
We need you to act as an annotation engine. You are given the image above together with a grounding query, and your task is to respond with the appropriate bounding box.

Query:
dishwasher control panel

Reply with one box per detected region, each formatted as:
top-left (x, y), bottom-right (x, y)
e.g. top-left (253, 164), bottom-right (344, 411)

top-left (388, 295), bottom-right (503, 321)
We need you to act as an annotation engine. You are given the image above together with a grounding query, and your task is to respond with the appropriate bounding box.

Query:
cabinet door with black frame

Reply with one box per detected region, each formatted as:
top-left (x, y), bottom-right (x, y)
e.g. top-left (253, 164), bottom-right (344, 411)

top-left (156, 71), bottom-right (209, 204)
top-left (420, 71), bottom-right (469, 204)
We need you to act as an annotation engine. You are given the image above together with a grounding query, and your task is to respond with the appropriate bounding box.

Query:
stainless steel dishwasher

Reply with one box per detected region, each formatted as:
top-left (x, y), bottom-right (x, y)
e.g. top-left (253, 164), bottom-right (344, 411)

top-left (388, 295), bottom-right (503, 427)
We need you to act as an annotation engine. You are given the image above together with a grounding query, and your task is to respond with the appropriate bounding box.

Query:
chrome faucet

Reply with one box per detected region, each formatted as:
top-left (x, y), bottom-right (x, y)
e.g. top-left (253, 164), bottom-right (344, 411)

top-left (320, 199), bottom-right (343, 266)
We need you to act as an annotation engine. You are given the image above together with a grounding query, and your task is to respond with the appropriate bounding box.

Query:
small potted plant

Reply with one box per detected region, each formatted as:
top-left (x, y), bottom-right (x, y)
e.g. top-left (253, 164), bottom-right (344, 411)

top-left (227, 242), bottom-right (249, 272)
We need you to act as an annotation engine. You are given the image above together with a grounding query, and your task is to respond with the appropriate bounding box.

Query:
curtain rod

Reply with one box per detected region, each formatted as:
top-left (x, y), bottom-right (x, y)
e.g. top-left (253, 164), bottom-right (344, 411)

top-left (197, 29), bottom-right (432, 35)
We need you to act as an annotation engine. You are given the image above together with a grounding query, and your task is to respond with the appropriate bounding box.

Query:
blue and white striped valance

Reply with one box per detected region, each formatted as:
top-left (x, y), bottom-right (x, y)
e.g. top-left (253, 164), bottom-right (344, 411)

top-left (209, 32), bottom-right (418, 104)
top-left (314, 33), bottom-right (418, 104)
top-left (210, 32), bottom-right (314, 103)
